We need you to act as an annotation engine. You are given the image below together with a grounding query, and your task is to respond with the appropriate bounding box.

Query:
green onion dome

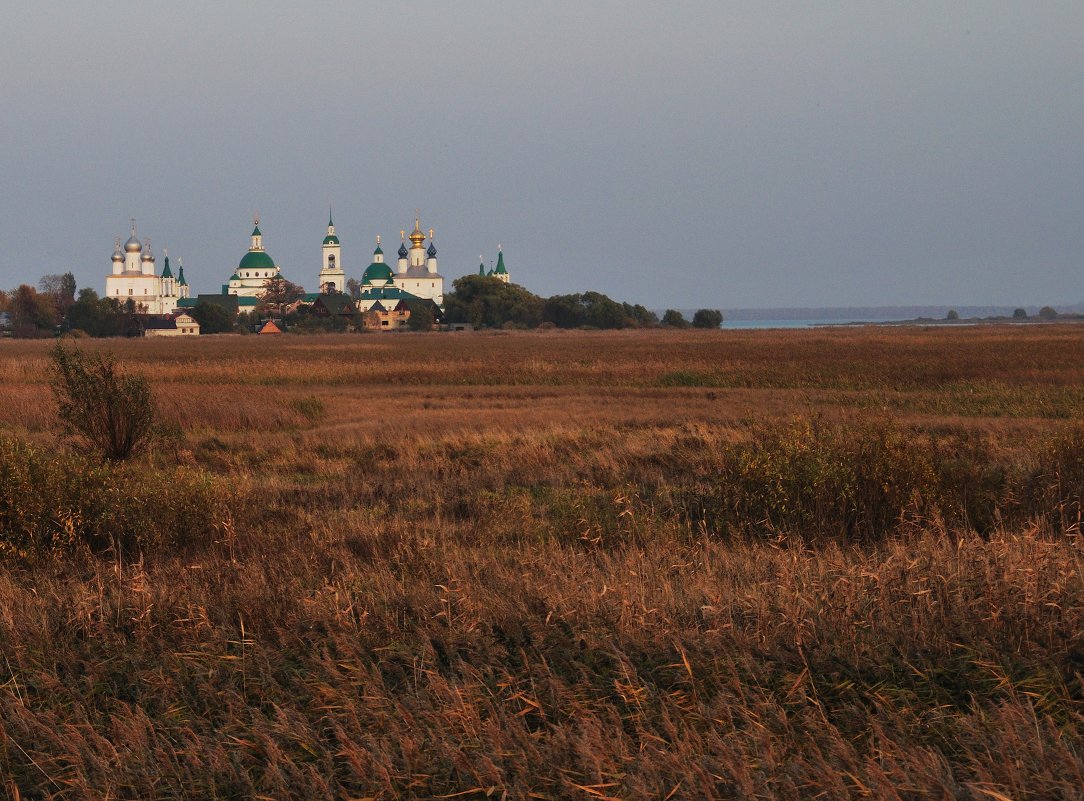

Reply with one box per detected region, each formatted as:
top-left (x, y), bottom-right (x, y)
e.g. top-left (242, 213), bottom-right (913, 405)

top-left (362, 261), bottom-right (394, 284)
top-left (239, 250), bottom-right (276, 272)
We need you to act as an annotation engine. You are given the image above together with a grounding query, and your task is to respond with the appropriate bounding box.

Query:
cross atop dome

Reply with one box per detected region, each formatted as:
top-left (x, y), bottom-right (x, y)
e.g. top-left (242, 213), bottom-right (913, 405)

top-left (409, 212), bottom-right (426, 248)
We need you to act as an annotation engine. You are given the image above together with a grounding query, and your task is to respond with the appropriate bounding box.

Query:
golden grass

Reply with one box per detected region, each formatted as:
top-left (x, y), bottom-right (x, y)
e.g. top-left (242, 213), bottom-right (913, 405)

top-left (2, 327), bottom-right (1084, 798)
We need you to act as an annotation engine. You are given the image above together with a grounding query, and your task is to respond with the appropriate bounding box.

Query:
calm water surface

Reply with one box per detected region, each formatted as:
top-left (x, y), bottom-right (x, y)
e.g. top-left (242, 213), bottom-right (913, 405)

top-left (722, 318), bottom-right (901, 329)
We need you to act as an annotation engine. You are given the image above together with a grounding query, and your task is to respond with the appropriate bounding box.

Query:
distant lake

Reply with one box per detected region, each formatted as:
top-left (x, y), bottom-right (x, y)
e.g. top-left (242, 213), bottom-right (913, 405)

top-left (722, 318), bottom-right (901, 329)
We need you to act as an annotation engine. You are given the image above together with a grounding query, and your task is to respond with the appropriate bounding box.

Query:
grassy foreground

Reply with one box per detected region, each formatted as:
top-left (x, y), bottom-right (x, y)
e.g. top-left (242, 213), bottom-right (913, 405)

top-left (2, 327), bottom-right (1084, 799)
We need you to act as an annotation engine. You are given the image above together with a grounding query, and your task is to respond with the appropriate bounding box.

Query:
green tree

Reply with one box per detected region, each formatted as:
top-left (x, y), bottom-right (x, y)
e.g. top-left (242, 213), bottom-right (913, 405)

top-left (662, 309), bottom-right (689, 328)
top-left (50, 344), bottom-right (156, 461)
top-left (11, 284), bottom-right (56, 337)
top-left (191, 301), bottom-right (235, 334)
top-left (1039, 305), bottom-right (1058, 320)
top-left (581, 291), bottom-right (627, 328)
top-left (623, 303), bottom-right (659, 327)
top-left (407, 300), bottom-right (436, 331)
top-left (541, 292), bottom-right (641, 329)
top-left (1012, 308), bottom-right (1027, 319)
top-left (236, 310), bottom-right (259, 333)
top-left (541, 294), bottom-right (586, 328)
top-left (692, 308), bottom-right (724, 329)
top-left (444, 275), bottom-right (544, 328)
top-left (946, 309), bottom-right (960, 321)
top-left (67, 288), bottom-right (109, 336)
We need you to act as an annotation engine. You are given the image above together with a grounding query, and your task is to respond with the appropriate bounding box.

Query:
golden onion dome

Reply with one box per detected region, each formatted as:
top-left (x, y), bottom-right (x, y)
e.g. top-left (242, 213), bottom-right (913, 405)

top-left (408, 213), bottom-right (425, 248)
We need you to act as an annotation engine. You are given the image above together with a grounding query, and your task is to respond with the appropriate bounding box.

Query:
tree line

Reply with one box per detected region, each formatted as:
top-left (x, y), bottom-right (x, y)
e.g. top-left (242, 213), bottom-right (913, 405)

top-left (1, 272), bottom-right (724, 337)
top-left (443, 275), bottom-right (722, 330)
top-left (0, 274), bottom-right (151, 338)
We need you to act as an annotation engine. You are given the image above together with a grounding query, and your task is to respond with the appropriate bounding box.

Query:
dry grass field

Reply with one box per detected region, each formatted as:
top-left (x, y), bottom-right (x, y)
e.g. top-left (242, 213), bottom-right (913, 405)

top-left (3, 326), bottom-right (1084, 799)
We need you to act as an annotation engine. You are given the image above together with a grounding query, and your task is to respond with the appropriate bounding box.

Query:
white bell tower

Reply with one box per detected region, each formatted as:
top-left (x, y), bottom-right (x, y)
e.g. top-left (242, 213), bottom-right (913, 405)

top-left (318, 209), bottom-right (345, 293)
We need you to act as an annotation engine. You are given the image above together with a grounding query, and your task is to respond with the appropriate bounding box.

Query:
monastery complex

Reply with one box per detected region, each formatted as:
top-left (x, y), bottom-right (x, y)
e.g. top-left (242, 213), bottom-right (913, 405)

top-left (105, 212), bottom-right (510, 330)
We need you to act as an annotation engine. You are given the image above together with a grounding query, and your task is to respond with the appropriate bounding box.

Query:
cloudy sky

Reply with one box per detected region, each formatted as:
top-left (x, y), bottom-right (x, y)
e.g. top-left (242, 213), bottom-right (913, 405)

top-left (1, 2), bottom-right (1081, 309)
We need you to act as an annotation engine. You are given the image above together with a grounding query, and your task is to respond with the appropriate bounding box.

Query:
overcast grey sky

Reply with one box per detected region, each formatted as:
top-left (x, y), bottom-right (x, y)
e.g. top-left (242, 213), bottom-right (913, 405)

top-left (1, 2), bottom-right (1081, 308)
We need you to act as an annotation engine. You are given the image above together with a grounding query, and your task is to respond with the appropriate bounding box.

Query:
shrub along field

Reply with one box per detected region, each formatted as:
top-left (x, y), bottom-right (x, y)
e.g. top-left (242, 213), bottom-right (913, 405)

top-left (2, 327), bottom-right (1084, 799)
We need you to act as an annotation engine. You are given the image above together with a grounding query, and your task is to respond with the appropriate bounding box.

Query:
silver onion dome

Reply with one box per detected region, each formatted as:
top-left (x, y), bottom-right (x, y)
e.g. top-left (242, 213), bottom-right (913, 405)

top-left (125, 234), bottom-right (142, 252)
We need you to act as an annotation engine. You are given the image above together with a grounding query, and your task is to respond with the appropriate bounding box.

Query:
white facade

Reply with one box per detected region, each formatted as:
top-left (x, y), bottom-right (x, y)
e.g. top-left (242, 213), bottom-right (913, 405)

top-left (104, 222), bottom-right (188, 314)
top-left (390, 214), bottom-right (444, 305)
top-left (227, 218), bottom-right (283, 298)
top-left (318, 213), bottom-right (345, 293)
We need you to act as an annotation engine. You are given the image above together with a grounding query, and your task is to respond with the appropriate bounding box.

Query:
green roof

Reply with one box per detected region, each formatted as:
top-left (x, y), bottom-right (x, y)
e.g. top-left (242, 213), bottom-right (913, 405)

top-left (239, 250), bottom-right (276, 272)
top-left (160, 258), bottom-right (173, 279)
top-left (229, 273), bottom-right (241, 281)
top-left (313, 294), bottom-right (357, 316)
top-left (479, 263), bottom-right (485, 276)
top-left (177, 266), bottom-right (187, 286)
top-left (178, 297), bottom-right (197, 308)
top-left (194, 293), bottom-right (240, 314)
top-left (494, 251), bottom-right (507, 274)
top-left (374, 245), bottom-right (383, 255)
top-left (361, 261), bottom-right (394, 285)
top-left (252, 224), bottom-right (262, 237)
top-left (360, 285), bottom-right (423, 302)
top-left (323, 235), bottom-right (340, 245)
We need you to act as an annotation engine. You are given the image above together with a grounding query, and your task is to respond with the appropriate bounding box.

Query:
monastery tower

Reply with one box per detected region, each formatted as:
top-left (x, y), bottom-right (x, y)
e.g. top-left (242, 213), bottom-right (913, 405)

top-left (318, 211), bottom-right (345, 293)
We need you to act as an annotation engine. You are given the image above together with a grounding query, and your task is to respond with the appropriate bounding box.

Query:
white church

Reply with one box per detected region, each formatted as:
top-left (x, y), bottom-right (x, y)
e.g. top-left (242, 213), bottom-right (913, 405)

top-left (352, 213), bottom-right (446, 311)
top-left (104, 220), bottom-right (189, 314)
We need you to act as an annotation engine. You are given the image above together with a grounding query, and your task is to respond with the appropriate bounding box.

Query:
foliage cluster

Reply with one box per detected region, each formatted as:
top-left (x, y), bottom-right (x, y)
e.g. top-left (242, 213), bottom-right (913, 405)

top-left (51, 344), bottom-right (157, 460)
top-left (0, 434), bottom-right (230, 558)
top-left (444, 275), bottom-right (545, 328)
top-left (661, 308), bottom-right (689, 327)
top-left (257, 275), bottom-right (306, 318)
top-left (0, 276), bottom-right (75, 336)
top-left (542, 291), bottom-right (659, 329)
top-left (190, 300), bottom-right (236, 334)
top-left (444, 276), bottom-right (663, 330)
